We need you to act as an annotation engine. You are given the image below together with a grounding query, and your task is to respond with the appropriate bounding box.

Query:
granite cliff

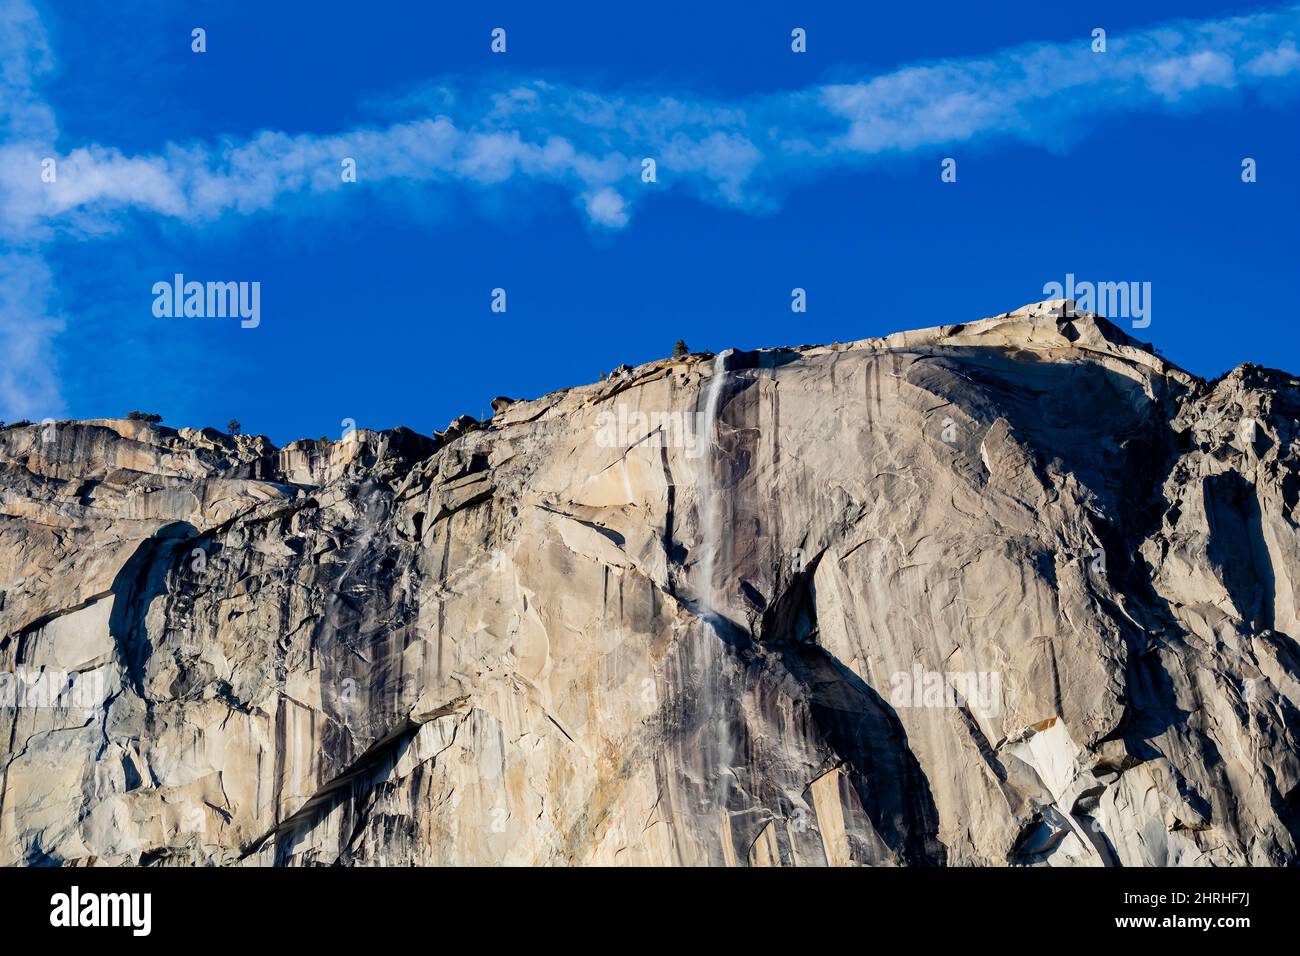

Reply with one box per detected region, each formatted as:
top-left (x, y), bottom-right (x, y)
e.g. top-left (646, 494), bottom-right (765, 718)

top-left (3, 300), bottom-right (1299, 866)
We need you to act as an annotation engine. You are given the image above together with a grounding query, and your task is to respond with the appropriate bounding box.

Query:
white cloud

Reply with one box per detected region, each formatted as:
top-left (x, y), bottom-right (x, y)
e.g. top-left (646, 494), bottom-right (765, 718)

top-left (1143, 50), bottom-right (1237, 99)
top-left (0, 0), bottom-right (60, 420)
top-left (2, 3), bottom-right (1295, 242)
top-left (0, 252), bottom-right (63, 421)
top-left (0, 0), bottom-right (55, 142)
top-left (582, 187), bottom-right (629, 228)
top-left (1245, 40), bottom-right (1300, 77)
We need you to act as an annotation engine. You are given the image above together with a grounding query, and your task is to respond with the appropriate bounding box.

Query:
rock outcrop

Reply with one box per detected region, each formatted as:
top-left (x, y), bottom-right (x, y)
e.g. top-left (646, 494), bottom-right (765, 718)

top-left (3, 300), bottom-right (1299, 866)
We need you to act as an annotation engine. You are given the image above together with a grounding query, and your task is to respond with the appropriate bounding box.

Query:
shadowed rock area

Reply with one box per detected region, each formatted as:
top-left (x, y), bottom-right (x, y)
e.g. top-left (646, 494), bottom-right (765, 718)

top-left (3, 299), bottom-right (1299, 866)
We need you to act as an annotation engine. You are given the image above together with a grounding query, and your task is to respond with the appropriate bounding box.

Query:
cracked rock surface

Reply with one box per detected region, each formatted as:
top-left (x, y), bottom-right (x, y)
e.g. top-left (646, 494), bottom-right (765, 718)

top-left (2, 299), bottom-right (1299, 866)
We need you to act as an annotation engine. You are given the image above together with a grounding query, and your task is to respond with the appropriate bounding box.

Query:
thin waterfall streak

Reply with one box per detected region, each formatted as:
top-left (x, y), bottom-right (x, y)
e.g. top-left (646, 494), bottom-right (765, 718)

top-left (696, 350), bottom-right (736, 815)
top-left (699, 350), bottom-right (733, 617)
top-left (322, 477), bottom-right (390, 664)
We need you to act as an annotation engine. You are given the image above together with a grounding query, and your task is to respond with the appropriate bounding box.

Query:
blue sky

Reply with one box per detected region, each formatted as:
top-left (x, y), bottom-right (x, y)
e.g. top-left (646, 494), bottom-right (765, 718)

top-left (1, 0), bottom-right (1298, 444)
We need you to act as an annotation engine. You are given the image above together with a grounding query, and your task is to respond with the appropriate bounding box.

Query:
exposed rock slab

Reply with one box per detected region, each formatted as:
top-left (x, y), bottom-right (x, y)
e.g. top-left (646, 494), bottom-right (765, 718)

top-left (2, 300), bottom-right (1298, 866)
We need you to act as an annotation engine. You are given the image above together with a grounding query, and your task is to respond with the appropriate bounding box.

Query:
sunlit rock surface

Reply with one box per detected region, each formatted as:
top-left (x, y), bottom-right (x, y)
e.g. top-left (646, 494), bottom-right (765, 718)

top-left (2, 300), bottom-right (1299, 866)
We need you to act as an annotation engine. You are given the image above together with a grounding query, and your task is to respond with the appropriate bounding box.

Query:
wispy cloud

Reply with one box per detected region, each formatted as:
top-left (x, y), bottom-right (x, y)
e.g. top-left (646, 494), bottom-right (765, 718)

top-left (0, 250), bottom-right (62, 421)
top-left (1, 1), bottom-right (1299, 418)
top-left (1, 0), bottom-right (59, 420)
top-left (0, 0), bottom-right (54, 143)
top-left (5, 4), bottom-right (1298, 238)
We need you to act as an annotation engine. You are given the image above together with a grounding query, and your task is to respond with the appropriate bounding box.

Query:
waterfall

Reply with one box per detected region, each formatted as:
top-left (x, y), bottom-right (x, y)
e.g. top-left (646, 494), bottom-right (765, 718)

top-left (319, 478), bottom-right (390, 675)
top-left (698, 349), bottom-right (734, 619)
top-left (696, 349), bottom-right (737, 836)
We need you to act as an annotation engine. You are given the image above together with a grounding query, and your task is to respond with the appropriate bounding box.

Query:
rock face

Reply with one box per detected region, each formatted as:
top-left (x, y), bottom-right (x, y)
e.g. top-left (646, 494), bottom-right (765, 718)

top-left (3, 299), bottom-right (1299, 867)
